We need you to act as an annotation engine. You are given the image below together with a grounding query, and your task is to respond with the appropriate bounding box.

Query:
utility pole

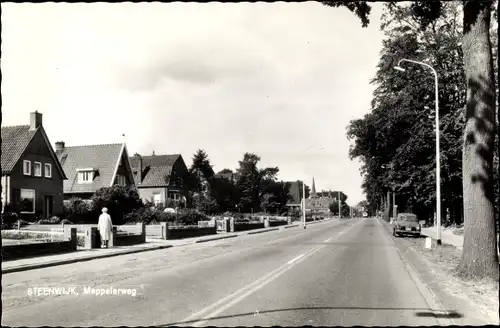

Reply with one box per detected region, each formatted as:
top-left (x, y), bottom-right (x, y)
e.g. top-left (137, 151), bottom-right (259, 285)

top-left (392, 186), bottom-right (397, 219)
top-left (302, 181), bottom-right (306, 229)
top-left (338, 191), bottom-right (341, 219)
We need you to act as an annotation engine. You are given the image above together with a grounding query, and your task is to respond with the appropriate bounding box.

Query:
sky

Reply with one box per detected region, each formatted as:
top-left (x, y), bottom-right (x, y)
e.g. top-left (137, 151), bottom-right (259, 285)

top-left (1, 2), bottom-right (385, 206)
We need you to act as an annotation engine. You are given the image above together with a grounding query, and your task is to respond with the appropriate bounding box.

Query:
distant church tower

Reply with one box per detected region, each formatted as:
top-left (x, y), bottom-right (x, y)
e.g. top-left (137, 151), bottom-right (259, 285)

top-left (311, 177), bottom-right (317, 199)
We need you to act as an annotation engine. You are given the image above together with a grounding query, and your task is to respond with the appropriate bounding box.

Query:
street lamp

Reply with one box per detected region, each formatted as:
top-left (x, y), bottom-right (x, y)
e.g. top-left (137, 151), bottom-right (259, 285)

top-left (302, 181), bottom-right (307, 229)
top-left (394, 58), bottom-right (441, 245)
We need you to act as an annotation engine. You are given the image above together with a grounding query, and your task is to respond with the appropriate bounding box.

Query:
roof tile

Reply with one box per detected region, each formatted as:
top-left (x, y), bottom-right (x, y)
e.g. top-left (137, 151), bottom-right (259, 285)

top-left (129, 154), bottom-right (180, 187)
top-left (1, 125), bottom-right (37, 174)
top-left (58, 143), bottom-right (123, 194)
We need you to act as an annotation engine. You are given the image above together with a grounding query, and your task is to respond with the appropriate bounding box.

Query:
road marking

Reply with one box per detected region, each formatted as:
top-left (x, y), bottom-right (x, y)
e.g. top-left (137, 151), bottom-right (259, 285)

top-left (182, 218), bottom-right (365, 326)
top-left (287, 254), bottom-right (304, 265)
top-left (192, 246), bottom-right (325, 327)
top-left (324, 237), bottom-right (333, 243)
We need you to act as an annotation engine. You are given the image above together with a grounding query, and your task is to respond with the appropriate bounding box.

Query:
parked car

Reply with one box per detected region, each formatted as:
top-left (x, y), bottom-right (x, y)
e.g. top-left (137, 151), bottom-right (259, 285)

top-left (392, 213), bottom-right (421, 237)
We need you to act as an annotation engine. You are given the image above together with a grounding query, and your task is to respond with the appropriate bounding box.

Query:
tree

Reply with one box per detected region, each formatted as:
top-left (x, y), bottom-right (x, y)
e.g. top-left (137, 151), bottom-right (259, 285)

top-left (260, 180), bottom-right (293, 214)
top-left (91, 185), bottom-right (143, 225)
top-left (186, 149), bottom-right (217, 212)
top-left (456, 0), bottom-right (498, 279)
top-left (209, 174), bottom-right (240, 213)
top-left (236, 153), bottom-right (262, 213)
top-left (328, 0), bottom-right (499, 279)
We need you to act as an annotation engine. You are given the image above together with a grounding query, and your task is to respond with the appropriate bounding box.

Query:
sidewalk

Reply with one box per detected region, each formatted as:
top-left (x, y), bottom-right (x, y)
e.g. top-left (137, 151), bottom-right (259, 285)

top-left (420, 226), bottom-right (464, 248)
top-left (2, 222), bottom-right (305, 274)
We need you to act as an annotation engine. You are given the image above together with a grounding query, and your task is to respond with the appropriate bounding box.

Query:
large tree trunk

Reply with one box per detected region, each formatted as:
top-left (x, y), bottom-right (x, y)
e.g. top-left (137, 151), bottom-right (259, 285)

top-left (457, 0), bottom-right (499, 280)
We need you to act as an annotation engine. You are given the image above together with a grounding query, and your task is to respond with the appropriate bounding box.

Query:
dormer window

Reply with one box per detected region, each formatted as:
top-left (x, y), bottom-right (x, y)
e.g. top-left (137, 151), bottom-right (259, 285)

top-left (115, 174), bottom-right (126, 186)
top-left (77, 168), bottom-right (95, 184)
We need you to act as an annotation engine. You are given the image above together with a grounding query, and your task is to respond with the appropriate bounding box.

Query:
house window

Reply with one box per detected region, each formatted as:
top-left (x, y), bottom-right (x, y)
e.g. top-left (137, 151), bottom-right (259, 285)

top-left (45, 163), bottom-right (52, 178)
top-left (23, 160), bottom-right (31, 176)
top-left (115, 175), bottom-right (126, 186)
top-left (20, 189), bottom-right (35, 213)
top-left (78, 171), bottom-right (93, 183)
top-left (34, 162), bottom-right (42, 177)
top-left (153, 193), bottom-right (161, 206)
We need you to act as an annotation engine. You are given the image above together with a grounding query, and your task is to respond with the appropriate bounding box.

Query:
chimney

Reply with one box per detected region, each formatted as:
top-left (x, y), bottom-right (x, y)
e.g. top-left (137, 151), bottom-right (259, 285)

top-left (55, 141), bottom-right (65, 153)
top-left (134, 153), bottom-right (143, 183)
top-left (30, 111), bottom-right (43, 130)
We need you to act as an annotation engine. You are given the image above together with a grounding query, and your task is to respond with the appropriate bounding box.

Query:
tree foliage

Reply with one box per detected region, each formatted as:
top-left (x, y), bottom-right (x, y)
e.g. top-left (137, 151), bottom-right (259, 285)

top-left (347, 2), bottom-right (466, 225)
top-left (91, 185), bottom-right (143, 225)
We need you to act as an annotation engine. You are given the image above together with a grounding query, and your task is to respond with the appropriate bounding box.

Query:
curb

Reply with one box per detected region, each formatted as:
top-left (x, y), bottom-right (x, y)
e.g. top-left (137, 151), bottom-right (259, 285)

top-left (284, 224), bottom-right (300, 229)
top-left (195, 234), bottom-right (239, 243)
top-left (246, 228), bottom-right (280, 235)
top-left (2, 244), bottom-right (174, 274)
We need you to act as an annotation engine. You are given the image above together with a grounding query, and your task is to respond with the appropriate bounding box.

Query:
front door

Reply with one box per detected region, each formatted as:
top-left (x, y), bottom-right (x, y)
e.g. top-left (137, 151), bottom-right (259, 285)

top-left (45, 195), bottom-right (54, 218)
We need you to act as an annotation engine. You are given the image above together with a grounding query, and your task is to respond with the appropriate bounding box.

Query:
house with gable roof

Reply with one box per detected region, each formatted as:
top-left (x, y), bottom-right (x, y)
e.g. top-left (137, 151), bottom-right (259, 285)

top-left (55, 141), bottom-right (136, 202)
top-left (1, 112), bottom-right (67, 219)
top-left (129, 152), bottom-right (189, 206)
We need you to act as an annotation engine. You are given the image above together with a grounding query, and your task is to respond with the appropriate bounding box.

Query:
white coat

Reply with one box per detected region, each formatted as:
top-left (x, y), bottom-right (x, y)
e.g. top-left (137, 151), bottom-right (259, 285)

top-left (98, 213), bottom-right (113, 241)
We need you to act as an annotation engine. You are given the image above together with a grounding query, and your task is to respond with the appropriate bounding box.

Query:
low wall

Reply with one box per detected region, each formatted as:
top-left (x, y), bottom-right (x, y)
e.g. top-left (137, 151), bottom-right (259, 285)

top-left (113, 234), bottom-right (144, 246)
top-left (234, 222), bottom-right (265, 232)
top-left (2, 241), bottom-right (74, 261)
top-left (166, 226), bottom-right (217, 239)
top-left (2, 227), bottom-right (77, 261)
top-left (269, 220), bottom-right (288, 227)
top-left (20, 224), bottom-right (97, 233)
top-left (20, 224), bottom-right (140, 234)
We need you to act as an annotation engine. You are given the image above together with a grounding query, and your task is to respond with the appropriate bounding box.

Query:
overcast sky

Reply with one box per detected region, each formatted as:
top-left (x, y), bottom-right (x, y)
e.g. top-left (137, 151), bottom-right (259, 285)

top-left (2, 2), bottom-right (385, 206)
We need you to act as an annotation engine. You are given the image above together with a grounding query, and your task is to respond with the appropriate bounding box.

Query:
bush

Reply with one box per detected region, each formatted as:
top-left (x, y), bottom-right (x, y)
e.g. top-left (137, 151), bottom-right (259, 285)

top-left (61, 219), bottom-right (73, 225)
top-left (176, 209), bottom-right (209, 226)
top-left (37, 219), bottom-right (53, 224)
top-left (49, 216), bottom-right (61, 224)
top-left (91, 185), bottom-right (143, 225)
top-left (63, 198), bottom-right (95, 223)
top-left (124, 206), bottom-right (177, 224)
top-left (1, 212), bottom-right (19, 229)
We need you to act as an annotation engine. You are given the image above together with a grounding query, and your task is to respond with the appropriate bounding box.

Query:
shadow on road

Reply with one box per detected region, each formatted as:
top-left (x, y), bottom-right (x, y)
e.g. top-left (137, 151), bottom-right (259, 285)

top-left (414, 311), bottom-right (463, 319)
top-left (160, 306), bottom-right (462, 326)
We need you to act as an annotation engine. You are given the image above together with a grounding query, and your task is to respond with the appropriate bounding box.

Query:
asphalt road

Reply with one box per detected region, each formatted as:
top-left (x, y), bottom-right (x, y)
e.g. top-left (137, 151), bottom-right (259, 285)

top-left (2, 218), bottom-right (461, 326)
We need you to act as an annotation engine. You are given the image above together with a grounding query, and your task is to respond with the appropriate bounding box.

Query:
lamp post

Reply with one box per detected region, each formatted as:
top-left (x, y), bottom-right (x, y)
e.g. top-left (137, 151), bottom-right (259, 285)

top-left (302, 181), bottom-right (307, 229)
top-left (381, 163), bottom-right (396, 221)
top-left (394, 58), bottom-right (441, 245)
top-left (338, 191), bottom-right (341, 219)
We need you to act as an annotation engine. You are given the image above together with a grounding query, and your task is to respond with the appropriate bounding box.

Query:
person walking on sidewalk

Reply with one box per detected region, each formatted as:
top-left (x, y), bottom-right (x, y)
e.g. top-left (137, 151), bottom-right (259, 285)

top-left (98, 207), bottom-right (113, 248)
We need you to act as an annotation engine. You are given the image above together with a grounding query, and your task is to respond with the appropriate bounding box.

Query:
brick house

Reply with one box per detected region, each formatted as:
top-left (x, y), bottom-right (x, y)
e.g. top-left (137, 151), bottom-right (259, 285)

top-left (56, 142), bottom-right (135, 202)
top-left (1, 112), bottom-right (67, 219)
top-left (286, 180), bottom-right (304, 210)
top-left (129, 153), bottom-right (189, 206)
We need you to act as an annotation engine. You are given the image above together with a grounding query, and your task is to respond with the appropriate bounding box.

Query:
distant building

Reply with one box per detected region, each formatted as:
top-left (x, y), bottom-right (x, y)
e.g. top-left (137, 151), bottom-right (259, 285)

top-left (306, 178), bottom-right (347, 215)
top-left (129, 153), bottom-right (189, 205)
top-left (285, 180), bottom-right (304, 210)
